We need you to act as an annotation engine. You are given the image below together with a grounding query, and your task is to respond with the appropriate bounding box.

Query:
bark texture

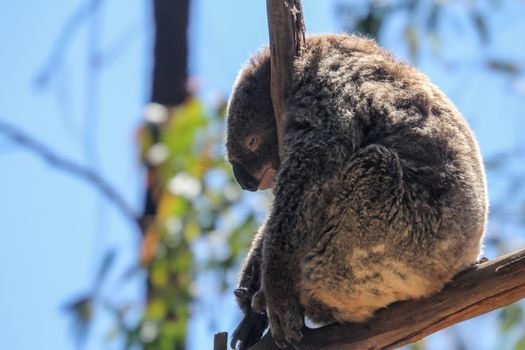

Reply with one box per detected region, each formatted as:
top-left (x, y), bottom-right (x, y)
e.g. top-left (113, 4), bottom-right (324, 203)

top-left (266, 0), bottom-right (305, 158)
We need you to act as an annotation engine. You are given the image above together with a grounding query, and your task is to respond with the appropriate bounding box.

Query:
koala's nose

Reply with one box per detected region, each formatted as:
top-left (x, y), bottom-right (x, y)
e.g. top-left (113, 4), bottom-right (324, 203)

top-left (232, 162), bottom-right (258, 192)
top-left (240, 181), bottom-right (258, 192)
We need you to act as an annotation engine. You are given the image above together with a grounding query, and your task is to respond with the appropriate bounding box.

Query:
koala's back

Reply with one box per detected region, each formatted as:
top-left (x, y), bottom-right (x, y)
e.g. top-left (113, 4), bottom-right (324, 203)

top-left (280, 34), bottom-right (488, 323)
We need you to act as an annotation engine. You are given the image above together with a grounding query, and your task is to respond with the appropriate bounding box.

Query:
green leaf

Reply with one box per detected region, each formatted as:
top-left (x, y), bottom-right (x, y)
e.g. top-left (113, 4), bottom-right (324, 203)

top-left (484, 153), bottom-right (508, 171)
top-left (162, 99), bottom-right (208, 159)
top-left (64, 295), bottom-right (93, 345)
top-left (487, 60), bottom-right (522, 75)
top-left (471, 10), bottom-right (489, 43)
top-left (138, 125), bottom-right (156, 163)
top-left (515, 335), bottom-right (525, 350)
top-left (499, 304), bottom-right (523, 332)
top-left (184, 219), bottom-right (200, 241)
top-left (426, 3), bottom-right (441, 32)
top-left (404, 26), bottom-right (419, 62)
top-left (428, 31), bottom-right (441, 56)
top-left (94, 249), bottom-right (115, 286)
top-left (151, 260), bottom-right (169, 287)
top-left (105, 323), bottom-right (121, 342)
top-left (356, 8), bottom-right (384, 39)
top-left (146, 298), bottom-right (168, 321)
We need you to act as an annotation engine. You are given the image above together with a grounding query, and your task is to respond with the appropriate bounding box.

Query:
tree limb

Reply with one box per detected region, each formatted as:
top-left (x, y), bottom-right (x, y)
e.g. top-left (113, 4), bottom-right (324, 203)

top-left (265, 0), bottom-right (305, 159)
top-left (248, 249), bottom-right (525, 350)
top-left (34, 0), bottom-right (104, 90)
top-left (142, 0), bottom-right (190, 232)
top-left (151, 0), bottom-right (189, 106)
top-left (0, 119), bottom-right (141, 229)
top-left (214, 332), bottom-right (228, 350)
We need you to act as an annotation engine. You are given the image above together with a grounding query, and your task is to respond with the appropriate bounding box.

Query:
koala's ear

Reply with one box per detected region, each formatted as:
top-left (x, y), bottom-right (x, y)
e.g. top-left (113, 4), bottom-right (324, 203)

top-left (245, 135), bottom-right (260, 152)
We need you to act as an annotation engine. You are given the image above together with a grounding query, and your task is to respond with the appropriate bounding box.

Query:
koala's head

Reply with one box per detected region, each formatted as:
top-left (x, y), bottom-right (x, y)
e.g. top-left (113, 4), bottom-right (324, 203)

top-left (226, 50), bottom-right (280, 191)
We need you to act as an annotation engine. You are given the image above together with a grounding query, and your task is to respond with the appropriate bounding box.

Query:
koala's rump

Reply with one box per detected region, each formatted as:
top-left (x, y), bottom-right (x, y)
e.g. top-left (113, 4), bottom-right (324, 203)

top-left (296, 141), bottom-right (485, 324)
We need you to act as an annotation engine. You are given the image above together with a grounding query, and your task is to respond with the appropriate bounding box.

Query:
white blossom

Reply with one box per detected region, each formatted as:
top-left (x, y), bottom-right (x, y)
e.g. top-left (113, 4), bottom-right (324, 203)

top-left (144, 102), bottom-right (169, 124)
top-left (167, 172), bottom-right (202, 199)
top-left (146, 143), bottom-right (169, 166)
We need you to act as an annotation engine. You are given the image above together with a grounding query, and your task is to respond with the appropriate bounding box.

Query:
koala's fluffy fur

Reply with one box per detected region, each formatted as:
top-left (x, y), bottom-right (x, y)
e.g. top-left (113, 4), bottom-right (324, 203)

top-left (226, 34), bottom-right (487, 348)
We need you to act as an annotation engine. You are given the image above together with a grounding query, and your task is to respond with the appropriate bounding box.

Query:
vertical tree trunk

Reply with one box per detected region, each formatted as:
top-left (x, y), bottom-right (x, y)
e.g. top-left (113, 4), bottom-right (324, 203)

top-left (141, 1), bottom-right (190, 349)
top-left (151, 0), bottom-right (189, 106)
top-left (144, 0), bottom-right (190, 224)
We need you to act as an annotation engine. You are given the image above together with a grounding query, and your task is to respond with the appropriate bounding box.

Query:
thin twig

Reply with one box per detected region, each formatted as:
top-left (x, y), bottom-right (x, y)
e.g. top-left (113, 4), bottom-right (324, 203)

top-left (0, 119), bottom-right (141, 229)
top-left (34, 0), bottom-right (104, 89)
top-left (84, 0), bottom-right (104, 165)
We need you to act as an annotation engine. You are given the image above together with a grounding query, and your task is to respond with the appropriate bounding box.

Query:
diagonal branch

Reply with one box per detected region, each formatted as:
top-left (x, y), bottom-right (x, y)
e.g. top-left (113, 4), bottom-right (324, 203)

top-left (0, 119), bottom-right (141, 229)
top-left (248, 249), bottom-right (525, 350)
top-left (34, 0), bottom-right (104, 90)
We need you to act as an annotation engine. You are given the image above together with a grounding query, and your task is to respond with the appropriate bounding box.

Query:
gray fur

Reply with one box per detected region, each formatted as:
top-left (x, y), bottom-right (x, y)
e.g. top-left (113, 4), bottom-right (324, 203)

top-left (226, 34), bottom-right (487, 349)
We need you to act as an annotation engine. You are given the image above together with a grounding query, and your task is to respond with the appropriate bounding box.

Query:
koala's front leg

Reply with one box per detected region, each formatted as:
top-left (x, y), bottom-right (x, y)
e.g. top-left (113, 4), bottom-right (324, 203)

top-left (231, 225), bottom-right (268, 350)
top-left (259, 121), bottom-right (355, 348)
top-left (261, 237), bottom-right (305, 349)
top-left (260, 167), bottom-right (316, 348)
top-left (231, 265), bottom-right (268, 350)
top-left (231, 291), bottom-right (268, 350)
top-left (235, 231), bottom-right (264, 312)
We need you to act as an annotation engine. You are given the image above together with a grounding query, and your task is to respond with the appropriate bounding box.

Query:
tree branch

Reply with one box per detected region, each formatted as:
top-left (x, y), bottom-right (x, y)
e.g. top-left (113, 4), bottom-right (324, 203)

top-left (151, 0), bottom-right (189, 106)
top-left (248, 249), bottom-right (525, 350)
top-left (141, 0), bottom-right (190, 232)
top-left (266, 0), bottom-right (305, 159)
top-left (0, 119), bottom-right (141, 229)
top-left (34, 0), bottom-right (104, 90)
top-left (214, 332), bottom-right (228, 350)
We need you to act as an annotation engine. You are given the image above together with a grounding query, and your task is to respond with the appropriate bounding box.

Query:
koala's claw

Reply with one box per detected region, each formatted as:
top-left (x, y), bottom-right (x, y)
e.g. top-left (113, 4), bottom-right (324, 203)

top-left (233, 288), bottom-right (246, 298)
top-left (232, 287), bottom-right (268, 349)
top-left (234, 288), bottom-right (252, 312)
top-left (230, 309), bottom-right (268, 350)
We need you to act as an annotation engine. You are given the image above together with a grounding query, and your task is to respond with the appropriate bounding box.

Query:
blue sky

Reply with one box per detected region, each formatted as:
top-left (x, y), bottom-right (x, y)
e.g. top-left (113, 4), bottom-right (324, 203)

top-left (0, 1), bottom-right (524, 350)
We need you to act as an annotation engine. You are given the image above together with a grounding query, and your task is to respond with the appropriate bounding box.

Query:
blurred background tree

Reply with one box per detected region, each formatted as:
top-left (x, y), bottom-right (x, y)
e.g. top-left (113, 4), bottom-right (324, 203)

top-left (0, 1), bottom-right (523, 350)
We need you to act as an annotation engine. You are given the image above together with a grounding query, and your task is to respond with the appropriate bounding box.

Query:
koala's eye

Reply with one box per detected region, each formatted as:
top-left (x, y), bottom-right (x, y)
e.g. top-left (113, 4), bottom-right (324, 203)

top-left (245, 135), bottom-right (259, 152)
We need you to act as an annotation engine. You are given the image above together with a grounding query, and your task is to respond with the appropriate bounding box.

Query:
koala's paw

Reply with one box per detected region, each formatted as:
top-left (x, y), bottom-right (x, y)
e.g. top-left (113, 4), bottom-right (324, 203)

top-left (230, 308), bottom-right (268, 350)
top-left (267, 298), bottom-right (304, 349)
top-left (251, 289), bottom-right (267, 314)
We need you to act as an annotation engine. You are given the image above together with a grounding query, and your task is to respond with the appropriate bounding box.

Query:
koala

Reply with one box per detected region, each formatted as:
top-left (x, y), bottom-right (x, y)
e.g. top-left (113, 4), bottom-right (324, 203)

top-left (225, 34), bottom-right (487, 349)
